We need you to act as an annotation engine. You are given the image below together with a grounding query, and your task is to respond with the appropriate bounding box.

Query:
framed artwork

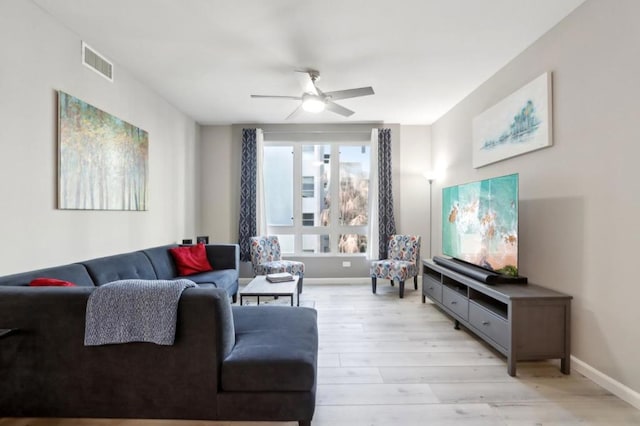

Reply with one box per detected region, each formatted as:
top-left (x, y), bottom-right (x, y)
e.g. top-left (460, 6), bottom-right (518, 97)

top-left (58, 91), bottom-right (148, 210)
top-left (472, 72), bottom-right (552, 168)
top-left (196, 236), bottom-right (209, 244)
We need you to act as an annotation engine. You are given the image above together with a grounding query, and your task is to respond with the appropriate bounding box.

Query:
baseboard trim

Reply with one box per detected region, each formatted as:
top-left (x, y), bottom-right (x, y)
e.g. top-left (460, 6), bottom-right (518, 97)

top-left (571, 355), bottom-right (640, 409)
top-left (240, 277), bottom-right (373, 285)
top-left (304, 277), bottom-right (372, 285)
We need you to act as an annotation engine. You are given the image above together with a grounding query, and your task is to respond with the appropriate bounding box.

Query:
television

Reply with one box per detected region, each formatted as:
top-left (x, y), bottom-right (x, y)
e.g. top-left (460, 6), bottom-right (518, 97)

top-left (441, 173), bottom-right (519, 277)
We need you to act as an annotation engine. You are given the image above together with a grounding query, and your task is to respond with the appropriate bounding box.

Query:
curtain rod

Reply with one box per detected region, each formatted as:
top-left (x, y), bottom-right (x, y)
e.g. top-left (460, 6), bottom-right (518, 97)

top-left (261, 130), bottom-right (374, 135)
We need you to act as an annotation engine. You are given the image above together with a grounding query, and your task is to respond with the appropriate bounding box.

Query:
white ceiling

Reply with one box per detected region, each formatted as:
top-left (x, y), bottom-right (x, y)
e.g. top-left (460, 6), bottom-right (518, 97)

top-left (33, 0), bottom-right (585, 125)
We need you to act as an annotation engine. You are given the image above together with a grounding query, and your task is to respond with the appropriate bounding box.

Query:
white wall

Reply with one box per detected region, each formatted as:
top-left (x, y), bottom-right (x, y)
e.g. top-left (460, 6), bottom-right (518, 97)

top-left (398, 125), bottom-right (431, 257)
top-left (200, 125), bottom-right (237, 243)
top-left (199, 123), bottom-right (431, 278)
top-left (431, 0), bottom-right (640, 395)
top-left (0, 0), bottom-right (200, 275)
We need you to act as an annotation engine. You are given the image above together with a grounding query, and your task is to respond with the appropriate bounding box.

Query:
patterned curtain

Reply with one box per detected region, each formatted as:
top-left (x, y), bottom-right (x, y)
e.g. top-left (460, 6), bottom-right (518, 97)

top-left (378, 128), bottom-right (397, 259)
top-left (238, 128), bottom-right (257, 262)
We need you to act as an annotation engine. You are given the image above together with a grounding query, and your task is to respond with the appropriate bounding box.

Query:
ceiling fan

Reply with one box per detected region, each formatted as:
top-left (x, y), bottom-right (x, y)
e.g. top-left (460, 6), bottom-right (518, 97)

top-left (250, 70), bottom-right (374, 119)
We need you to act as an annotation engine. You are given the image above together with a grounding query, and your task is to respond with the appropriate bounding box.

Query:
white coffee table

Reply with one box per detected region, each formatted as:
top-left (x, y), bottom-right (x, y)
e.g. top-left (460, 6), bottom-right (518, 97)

top-left (239, 275), bottom-right (300, 306)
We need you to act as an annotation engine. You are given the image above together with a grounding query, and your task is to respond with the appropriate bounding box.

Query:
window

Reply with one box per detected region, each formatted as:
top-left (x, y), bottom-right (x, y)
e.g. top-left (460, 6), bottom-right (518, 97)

top-left (262, 142), bottom-right (370, 255)
top-left (263, 146), bottom-right (293, 226)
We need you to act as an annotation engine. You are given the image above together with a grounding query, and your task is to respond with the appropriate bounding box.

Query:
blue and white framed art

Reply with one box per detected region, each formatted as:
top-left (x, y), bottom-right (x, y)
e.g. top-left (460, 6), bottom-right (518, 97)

top-left (472, 72), bottom-right (552, 168)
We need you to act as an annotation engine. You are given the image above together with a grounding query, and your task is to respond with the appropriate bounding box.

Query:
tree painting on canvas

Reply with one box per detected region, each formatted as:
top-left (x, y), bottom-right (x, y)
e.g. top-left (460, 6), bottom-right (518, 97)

top-left (58, 91), bottom-right (148, 210)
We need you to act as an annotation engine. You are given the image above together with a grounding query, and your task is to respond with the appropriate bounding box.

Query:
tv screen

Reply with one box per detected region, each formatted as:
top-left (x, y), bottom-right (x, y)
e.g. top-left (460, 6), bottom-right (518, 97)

top-left (442, 173), bottom-right (519, 276)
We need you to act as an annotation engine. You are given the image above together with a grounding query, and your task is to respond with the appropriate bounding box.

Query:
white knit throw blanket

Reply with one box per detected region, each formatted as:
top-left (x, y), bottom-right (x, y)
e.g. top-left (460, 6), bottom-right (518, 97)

top-left (84, 279), bottom-right (196, 346)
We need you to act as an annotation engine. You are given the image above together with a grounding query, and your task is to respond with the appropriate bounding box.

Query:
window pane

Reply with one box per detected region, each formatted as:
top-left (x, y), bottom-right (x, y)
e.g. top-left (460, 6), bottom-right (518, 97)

top-left (302, 212), bottom-right (314, 227)
top-left (302, 234), bottom-right (331, 253)
top-left (264, 146), bottom-right (293, 226)
top-left (302, 144), bottom-right (331, 227)
top-left (339, 146), bottom-right (370, 226)
top-left (338, 234), bottom-right (367, 254)
top-left (276, 234), bottom-right (295, 254)
top-left (302, 176), bottom-right (314, 198)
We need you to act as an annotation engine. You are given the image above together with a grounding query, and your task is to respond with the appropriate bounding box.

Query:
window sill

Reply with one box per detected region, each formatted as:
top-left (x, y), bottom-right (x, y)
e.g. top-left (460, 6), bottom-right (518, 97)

top-left (282, 253), bottom-right (368, 258)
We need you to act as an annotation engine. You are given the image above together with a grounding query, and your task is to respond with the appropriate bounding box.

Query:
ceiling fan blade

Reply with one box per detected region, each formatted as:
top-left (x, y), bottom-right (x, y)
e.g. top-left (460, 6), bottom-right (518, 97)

top-left (325, 101), bottom-right (355, 117)
top-left (286, 105), bottom-right (304, 120)
top-left (250, 95), bottom-right (302, 100)
top-left (324, 87), bottom-right (375, 100)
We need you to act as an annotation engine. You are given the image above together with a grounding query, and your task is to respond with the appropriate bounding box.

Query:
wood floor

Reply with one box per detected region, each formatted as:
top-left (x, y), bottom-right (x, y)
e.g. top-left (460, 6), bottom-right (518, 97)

top-left (2, 281), bottom-right (639, 426)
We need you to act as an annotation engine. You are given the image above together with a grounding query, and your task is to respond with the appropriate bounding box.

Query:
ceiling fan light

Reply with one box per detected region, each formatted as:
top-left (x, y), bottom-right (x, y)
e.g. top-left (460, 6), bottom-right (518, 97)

top-left (302, 96), bottom-right (325, 113)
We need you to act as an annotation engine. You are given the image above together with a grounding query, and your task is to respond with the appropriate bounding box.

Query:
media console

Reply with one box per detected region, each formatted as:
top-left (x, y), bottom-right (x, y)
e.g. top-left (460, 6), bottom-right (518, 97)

top-left (422, 258), bottom-right (572, 376)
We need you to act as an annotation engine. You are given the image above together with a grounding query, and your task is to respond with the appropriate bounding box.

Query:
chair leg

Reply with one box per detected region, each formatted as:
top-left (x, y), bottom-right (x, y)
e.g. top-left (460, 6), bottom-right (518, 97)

top-left (298, 276), bottom-right (303, 294)
top-left (414, 275), bottom-right (418, 290)
top-left (371, 277), bottom-right (377, 294)
top-left (399, 281), bottom-right (405, 298)
top-left (232, 293), bottom-right (237, 304)
top-left (390, 280), bottom-right (394, 287)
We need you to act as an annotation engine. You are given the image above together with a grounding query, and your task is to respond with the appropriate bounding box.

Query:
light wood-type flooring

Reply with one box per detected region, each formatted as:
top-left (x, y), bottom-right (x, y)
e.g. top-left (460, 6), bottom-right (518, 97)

top-left (2, 281), bottom-right (639, 426)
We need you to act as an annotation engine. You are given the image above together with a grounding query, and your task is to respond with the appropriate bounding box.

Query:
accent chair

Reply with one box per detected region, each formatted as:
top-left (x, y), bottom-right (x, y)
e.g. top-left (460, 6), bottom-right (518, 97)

top-left (250, 236), bottom-right (305, 293)
top-left (370, 235), bottom-right (421, 298)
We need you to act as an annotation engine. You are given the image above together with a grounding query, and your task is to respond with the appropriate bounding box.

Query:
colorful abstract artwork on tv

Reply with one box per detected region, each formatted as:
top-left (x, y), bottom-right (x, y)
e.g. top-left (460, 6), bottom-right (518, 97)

top-left (442, 173), bottom-right (519, 276)
top-left (58, 91), bottom-right (148, 210)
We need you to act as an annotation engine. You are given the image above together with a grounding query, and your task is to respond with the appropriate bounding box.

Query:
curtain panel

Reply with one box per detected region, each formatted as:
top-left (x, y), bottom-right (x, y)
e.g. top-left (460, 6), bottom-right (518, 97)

top-left (238, 128), bottom-right (257, 262)
top-left (366, 129), bottom-right (379, 260)
top-left (378, 128), bottom-right (397, 259)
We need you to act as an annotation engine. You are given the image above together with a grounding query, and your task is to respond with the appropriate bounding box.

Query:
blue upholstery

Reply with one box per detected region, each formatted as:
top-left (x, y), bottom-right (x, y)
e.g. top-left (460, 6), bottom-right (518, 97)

top-left (0, 244), bottom-right (240, 300)
top-left (180, 269), bottom-right (239, 296)
top-left (0, 263), bottom-right (94, 287)
top-left (142, 244), bottom-right (240, 300)
top-left (0, 244), bottom-right (316, 424)
top-left (223, 306), bottom-right (318, 392)
top-left (141, 244), bottom-right (180, 279)
top-left (81, 252), bottom-right (157, 286)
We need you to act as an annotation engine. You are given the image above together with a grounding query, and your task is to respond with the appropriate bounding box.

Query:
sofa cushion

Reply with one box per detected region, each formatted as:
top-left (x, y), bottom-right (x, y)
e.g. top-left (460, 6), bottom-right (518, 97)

top-left (81, 252), bottom-right (157, 286)
top-left (203, 244), bottom-right (239, 271)
top-left (140, 244), bottom-right (179, 279)
top-left (0, 264), bottom-right (95, 287)
top-left (222, 306), bottom-right (318, 392)
top-left (181, 269), bottom-right (238, 296)
top-left (169, 244), bottom-right (213, 276)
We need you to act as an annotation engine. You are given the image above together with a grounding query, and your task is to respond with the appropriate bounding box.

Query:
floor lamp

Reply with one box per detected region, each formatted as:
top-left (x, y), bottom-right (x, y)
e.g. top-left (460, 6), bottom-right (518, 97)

top-left (424, 172), bottom-right (436, 259)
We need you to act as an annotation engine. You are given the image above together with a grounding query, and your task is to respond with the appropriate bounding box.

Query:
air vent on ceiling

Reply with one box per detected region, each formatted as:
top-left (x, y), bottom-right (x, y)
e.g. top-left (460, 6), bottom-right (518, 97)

top-left (82, 41), bottom-right (113, 82)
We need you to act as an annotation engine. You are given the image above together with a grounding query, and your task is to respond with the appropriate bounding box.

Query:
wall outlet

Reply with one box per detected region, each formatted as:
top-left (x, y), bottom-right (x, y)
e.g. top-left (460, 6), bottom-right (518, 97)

top-left (342, 261), bottom-right (351, 267)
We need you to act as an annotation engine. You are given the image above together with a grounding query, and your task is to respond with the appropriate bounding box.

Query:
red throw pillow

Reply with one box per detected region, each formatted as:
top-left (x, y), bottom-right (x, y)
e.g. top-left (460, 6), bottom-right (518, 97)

top-left (169, 243), bottom-right (213, 276)
top-left (29, 278), bottom-right (77, 287)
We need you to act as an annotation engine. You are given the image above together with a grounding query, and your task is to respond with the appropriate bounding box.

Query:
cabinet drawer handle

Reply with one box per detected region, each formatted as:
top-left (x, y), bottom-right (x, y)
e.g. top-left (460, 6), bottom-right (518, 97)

top-left (451, 301), bottom-right (457, 305)
top-left (482, 321), bottom-right (490, 326)
top-left (429, 286), bottom-right (434, 290)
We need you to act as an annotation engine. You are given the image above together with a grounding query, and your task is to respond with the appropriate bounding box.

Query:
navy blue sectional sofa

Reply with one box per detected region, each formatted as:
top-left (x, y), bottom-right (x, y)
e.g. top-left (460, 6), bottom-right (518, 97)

top-left (0, 243), bottom-right (240, 301)
top-left (0, 243), bottom-right (318, 426)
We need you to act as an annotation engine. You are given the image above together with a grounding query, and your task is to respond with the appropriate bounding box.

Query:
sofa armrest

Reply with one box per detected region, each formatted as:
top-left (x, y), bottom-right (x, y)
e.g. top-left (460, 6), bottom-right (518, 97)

top-left (205, 244), bottom-right (240, 272)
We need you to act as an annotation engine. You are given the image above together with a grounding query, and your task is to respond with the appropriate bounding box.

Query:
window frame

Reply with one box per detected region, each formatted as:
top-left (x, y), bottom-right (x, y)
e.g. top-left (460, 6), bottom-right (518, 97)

top-left (263, 141), bottom-right (370, 256)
